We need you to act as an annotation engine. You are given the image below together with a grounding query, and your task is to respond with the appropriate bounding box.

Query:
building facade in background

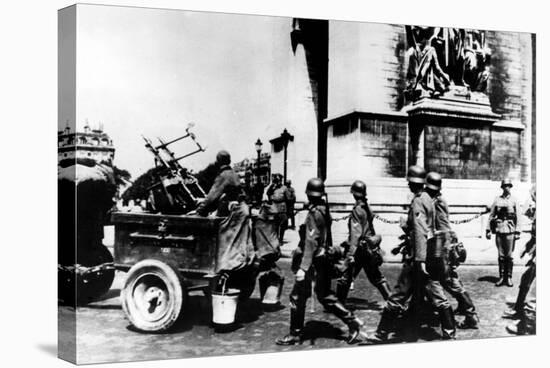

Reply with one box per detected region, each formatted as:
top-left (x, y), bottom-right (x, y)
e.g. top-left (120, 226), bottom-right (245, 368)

top-left (276, 19), bottom-right (535, 215)
top-left (58, 122), bottom-right (115, 166)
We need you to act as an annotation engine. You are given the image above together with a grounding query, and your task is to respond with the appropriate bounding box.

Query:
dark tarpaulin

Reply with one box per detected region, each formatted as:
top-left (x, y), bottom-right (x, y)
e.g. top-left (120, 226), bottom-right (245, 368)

top-left (215, 201), bottom-right (256, 273)
top-left (253, 203), bottom-right (282, 269)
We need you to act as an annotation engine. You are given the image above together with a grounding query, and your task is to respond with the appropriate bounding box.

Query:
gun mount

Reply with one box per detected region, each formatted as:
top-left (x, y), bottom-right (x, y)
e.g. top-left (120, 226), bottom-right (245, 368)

top-left (143, 123), bottom-right (207, 214)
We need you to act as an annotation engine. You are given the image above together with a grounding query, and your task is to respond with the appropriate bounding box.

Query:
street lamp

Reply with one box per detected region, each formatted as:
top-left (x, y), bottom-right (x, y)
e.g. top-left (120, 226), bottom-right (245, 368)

top-left (255, 138), bottom-right (263, 205)
top-left (279, 129), bottom-right (292, 183)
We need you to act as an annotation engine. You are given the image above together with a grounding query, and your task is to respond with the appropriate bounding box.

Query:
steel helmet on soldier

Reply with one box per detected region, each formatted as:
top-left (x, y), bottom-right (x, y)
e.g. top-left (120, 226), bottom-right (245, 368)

top-left (501, 178), bottom-right (513, 188)
top-left (426, 172), bottom-right (442, 191)
top-left (350, 180), bottom-right (367, 197)
top-left (216, 150), bottom-right (231, 166)
top-left (305, 178), bottom-right (325, 198)
top-left (406, 165), bottom-right (426, 184)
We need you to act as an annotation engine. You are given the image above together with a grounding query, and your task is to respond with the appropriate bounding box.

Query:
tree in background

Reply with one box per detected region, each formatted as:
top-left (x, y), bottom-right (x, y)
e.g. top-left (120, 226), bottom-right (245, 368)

top-left (121, 162), bottom-right (219, 204)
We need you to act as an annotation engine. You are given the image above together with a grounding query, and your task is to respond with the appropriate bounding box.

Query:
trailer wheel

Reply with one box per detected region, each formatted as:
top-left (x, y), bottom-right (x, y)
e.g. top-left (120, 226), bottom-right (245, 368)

top-left (122, 260), bottom-right (185, 332)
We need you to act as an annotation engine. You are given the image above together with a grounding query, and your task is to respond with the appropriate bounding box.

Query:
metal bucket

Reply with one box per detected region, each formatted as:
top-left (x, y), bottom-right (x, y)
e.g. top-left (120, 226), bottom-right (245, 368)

top-left (211, 288), bottom-right (240, 325)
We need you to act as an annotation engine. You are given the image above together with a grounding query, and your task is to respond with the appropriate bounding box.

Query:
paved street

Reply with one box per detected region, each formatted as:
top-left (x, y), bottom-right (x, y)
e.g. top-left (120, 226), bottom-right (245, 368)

top-left (65, 254), bottom-right (536, 364)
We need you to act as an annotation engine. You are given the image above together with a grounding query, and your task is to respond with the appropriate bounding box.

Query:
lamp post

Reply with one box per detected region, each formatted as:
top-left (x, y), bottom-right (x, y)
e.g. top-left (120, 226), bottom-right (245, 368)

top-left (255, 138), bottom-right (263, 205)
top-left (279, 129), bottom-right (292, 183)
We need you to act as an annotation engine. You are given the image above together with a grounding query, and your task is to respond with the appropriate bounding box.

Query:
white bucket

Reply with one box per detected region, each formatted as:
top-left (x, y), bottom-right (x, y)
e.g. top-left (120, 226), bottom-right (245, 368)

top-left (211, 288), bottom-right (240, 325)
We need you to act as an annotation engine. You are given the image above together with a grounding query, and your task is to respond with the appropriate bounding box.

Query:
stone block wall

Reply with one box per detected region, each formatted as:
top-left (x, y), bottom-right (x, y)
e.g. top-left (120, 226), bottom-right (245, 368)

top-left (359, 117), bottom-right (407, 177)
top-left (424, 124), bottom-right (492, 179)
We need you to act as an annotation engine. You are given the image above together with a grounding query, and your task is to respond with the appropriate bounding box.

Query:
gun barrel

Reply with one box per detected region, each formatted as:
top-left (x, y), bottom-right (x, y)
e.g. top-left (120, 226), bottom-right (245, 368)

top-left (155, 133), bottom-right (190, 149)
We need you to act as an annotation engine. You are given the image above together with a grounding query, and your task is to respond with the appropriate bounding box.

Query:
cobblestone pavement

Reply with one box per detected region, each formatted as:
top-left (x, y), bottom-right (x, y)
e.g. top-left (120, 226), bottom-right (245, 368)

top-left (64, 259), bottom-right (536, 364)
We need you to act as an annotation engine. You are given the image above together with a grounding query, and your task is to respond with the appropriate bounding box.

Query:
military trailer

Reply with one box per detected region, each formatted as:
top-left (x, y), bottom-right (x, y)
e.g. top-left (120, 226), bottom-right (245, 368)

top-left (109, 126), bottom-right (262, 332)
top-left (112, 212), bottom-right (236, 332)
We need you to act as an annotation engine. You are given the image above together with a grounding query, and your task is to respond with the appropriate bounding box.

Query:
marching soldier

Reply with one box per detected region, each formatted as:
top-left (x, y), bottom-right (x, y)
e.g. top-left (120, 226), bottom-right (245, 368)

top-left (503, 186), bottom-right (536, 335)
top-left (486, 178), bottom-right (521, 287)
top-left (425, 172), bottom-right (479, 329)
top-left (276, 178), bottom-right (364, 345)
top-left (371, 165), bottom-right (455, 342)
top-left (336, 180), bottom-right (391, 303)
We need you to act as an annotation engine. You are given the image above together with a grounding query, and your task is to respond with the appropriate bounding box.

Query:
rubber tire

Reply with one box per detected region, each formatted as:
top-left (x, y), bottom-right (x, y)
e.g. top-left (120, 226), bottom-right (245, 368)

top-left (122, 260), bottom-right (185, 332)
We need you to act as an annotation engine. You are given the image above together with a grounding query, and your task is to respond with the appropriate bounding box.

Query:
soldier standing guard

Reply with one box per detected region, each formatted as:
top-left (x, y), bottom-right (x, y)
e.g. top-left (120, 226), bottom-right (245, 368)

top-left (336, 180), bottom-right (391, 304)
top-left (276, 178), bottom-right (364, 345)
top-left (425, 172), bottom-right (479, 329)
top-left (371, 166), bottom-right (455, 342)
top-left (486, 179), bottom-right (521, 287)
top-left (285, 180), bottom-right (296, 229)
top-left (266, 174), bottom-right (289, 244)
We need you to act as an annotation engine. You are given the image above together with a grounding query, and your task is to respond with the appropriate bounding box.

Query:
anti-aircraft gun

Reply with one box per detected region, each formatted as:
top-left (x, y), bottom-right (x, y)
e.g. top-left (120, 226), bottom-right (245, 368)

top-left (142, 123), bottom-right (207, 214)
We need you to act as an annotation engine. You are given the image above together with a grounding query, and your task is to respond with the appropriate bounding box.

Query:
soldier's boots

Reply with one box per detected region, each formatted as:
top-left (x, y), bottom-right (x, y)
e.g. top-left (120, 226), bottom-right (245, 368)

top-left (276, 332), bottom-right (303, 346)
top-left (503, 287), bottom-right (529, 319)
top-left (495, 257), bottom-right (506, 287)
top-left (502, 308), bottom-right (521, 319)
top-left (454, 292), bottom-right (479, 329)
top-left (369, 310), bottom-right (394, 344)
top-left (453, 290), bottom-right (473, 315)
top-left (376, 281), bottom-right (392, 301)
top-left (506, 319), bottom-right (528, 335)
top-left (335, 281), bottom-right (350, 305)
top-left (368, 331), bottom-right (389, 344)
top-left (278, 304), bottom-right (304, 345)
top-left (439, 307), bottom-right (456, 340)
top-left (346, 317), bottom-right (364, 344)
top-left (457, 314), bottom-right (479, 329)
top-left (505, 258), bottom-right (514, 287)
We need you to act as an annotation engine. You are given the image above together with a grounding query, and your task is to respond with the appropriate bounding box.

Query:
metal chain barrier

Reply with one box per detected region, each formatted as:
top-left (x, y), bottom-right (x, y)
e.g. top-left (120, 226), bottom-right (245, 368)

top-left (449, 211), bottom-right (488, 225)
top-left (290, 205), bottom-right (488, 226)
top-left (373, 214), bottom-right (402, 224)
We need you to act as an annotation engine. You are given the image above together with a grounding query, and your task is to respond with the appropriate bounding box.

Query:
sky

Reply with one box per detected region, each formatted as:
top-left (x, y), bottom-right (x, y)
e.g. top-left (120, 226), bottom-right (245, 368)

top-left (60, 4), bottom-right (296, 179)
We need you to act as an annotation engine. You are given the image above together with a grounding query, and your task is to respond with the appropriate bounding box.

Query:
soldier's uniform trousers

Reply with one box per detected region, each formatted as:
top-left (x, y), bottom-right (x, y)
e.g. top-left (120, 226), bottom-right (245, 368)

top-left (289, 256), bottom-right (357, 335)
top-left (496, 233), bottom-right (515, 258)
top-left (336, 246), bottom-right (389, 303)
top-left (376, 261), bottom-right (452, 338)
top-left (517, 261), bottom-right (536, 313)
top-left (442, 265), bottom-right (477, 318)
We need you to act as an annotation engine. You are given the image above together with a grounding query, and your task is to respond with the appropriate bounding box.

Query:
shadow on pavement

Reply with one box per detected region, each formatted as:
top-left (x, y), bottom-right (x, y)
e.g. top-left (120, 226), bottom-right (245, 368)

top-left (93, 288), bottom-right (121, 302)
top-left (477, 275), bottom-right (499, 283)
top-left (235, 298), bottom-right (265, 324)
top-left (301, 320), bottom-right (346, 345)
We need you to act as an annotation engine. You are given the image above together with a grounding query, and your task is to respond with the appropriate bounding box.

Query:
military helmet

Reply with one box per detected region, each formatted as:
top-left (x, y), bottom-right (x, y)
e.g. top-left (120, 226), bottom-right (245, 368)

top-left (406, 165), bottom-right (426, 184)
top-left (426, 172), bottom-right (442, 191)
top-left (501, 178), bottom-right (513, 188)
top-left (350, 180), bottom-right (367, 197)
top-left (216, 150), bottom-right (231, 166)
top-left (305, 177), bottom-right (325, 198)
